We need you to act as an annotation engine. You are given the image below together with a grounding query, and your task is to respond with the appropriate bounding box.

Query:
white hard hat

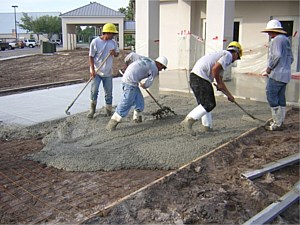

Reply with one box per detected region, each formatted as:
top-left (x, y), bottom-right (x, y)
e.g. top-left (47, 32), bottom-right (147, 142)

top-left (155, 56), bottom-right (168, 68)
top-left (261, 19), bottom-right (287, 34)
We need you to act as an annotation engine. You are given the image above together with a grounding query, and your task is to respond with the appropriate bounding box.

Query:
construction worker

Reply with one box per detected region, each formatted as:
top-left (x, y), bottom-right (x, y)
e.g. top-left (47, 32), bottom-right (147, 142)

top-left (181, 41), bottom-right (242, 136)
top-left (118, 52), bottom-right (145, 76)
top-left (87, 23), bottom-right (120, 119)
top-left (261, 19), bottom-right (294, 131)
top-left (106, 56), bottom-right (168, 131)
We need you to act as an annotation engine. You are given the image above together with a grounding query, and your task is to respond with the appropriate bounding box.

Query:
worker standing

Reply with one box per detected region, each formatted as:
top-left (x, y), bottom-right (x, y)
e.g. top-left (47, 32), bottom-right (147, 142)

top-left (261, 19), bottom-right (294, 131)
top-left (181, 41), bottom-right (243, 136)
top-left (87, 23), bottom-right (119, 119)
top-left (106, 56), bottom-right (168, 131)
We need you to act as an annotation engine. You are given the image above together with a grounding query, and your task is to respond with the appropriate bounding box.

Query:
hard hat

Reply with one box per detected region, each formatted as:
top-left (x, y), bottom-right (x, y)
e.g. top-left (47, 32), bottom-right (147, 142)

top-left (261, 19), bottom-right (287, 34)
top-left (102, 23), bottom-right (118, 34)
top-left (227, 41), bottom-right (243, 58)
top-left (155, 56), bottom-right (168, 69)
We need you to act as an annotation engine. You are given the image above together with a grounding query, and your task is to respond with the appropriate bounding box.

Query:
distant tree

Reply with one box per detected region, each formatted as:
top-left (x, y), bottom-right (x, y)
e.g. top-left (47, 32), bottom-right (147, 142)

top-left (19, 13), bottom-right (62, 41)
top-left (119, 0), bottom-right (135, 21)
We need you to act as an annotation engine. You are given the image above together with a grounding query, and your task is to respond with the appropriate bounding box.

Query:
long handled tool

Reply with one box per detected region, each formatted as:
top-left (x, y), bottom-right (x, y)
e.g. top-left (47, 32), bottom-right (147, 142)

top-left (143, 87), bottom-right (176, 119)
top-left (65, 53), bottom-right (111, 115)
top-left (213, 83), bottom-right (265, 123)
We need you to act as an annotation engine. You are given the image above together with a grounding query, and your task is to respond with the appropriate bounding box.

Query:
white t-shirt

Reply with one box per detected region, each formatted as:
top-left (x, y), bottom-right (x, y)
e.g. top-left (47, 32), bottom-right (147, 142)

top-left (89, 37), bottom-right (119, 77)
top-left (122, 58), bottom-right (158, 88)
top-left (191, 50), bottom-right (232, 82)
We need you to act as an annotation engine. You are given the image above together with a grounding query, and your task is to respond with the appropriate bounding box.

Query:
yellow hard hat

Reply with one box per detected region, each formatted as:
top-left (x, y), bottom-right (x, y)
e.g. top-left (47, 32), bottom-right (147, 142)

top-left (227, 41), bottom-right (243, 58)
top-left (102, 23), bottom-right (118, 34)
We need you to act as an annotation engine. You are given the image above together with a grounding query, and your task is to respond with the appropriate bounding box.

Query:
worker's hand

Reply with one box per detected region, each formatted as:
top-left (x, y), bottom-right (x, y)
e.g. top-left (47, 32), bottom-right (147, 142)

top-left (139, 83), bottom-right (146, 89)
top-left (110, 49), bottom-right (116, 56)
top-left (213, 83), bottom-right (223, 92)
top-left (261, 69), bottom-right (269, 77)
top-left (227, 95), bottom-right (235, 103)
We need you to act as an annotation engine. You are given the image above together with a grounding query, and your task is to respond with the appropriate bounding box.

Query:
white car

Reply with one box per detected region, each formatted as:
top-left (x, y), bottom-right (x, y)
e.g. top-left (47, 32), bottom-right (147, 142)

top-left (51, 39), bottom-right (61, 45)
top-left (23, 39), bottom-right (36, 48)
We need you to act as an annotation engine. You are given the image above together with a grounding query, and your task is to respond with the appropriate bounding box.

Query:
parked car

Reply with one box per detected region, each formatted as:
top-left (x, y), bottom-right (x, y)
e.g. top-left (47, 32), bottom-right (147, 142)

top-left (23, 39), bottom-right (36, 48)
top-left (8, 41), bottom-right (21, 50)
top-left (0, 40), bottom-right (9, 51)
top-left (51, 39), bottom-right (61, 45)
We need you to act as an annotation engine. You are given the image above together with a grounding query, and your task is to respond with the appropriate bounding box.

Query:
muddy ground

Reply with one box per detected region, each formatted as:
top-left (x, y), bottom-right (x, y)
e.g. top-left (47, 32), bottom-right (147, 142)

top-left (0, 48), bottom-right (299, 224)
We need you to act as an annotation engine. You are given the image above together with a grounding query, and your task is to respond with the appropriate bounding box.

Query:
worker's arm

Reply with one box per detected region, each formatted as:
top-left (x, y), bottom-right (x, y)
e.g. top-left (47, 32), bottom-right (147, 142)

top-left (89, 56), bottom-right (96, 78)
top-left (212, 62), bottom-right (235, 102)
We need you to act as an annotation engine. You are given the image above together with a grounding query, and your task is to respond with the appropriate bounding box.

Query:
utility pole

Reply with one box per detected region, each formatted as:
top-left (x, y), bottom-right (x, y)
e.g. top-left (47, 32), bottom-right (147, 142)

top-left (12, 5), bottom-right (18, 41)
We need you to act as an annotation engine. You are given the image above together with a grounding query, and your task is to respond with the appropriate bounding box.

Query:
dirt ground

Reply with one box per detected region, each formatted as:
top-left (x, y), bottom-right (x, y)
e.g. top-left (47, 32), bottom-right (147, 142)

top-left (0, 48), bottom-right (299, 224)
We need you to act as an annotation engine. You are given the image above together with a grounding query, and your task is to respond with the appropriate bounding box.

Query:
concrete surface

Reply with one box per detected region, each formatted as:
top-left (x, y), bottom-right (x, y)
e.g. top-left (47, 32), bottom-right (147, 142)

top-left (0, 68), bottom-right (299, 126)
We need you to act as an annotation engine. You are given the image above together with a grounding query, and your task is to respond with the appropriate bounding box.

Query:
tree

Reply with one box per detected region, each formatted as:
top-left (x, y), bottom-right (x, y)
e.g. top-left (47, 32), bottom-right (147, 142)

top-left (19, 13), bottom-right (62, 41)
top-left (119, 0), bottom-right (135, 21)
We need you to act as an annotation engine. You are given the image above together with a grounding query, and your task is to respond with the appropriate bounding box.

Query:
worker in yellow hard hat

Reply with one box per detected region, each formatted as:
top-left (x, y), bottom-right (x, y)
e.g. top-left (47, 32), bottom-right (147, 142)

top-left (180, 41), bottom-right (243, 136)
top-left (87, 23), bottom-right (119, 119)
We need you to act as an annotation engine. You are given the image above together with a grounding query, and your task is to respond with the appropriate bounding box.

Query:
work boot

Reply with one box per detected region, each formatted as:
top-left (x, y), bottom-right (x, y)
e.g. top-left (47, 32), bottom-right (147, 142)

top-left (106, 119), bottom-right (120, 131)
top-left (265, 121), bottom-right (283, 131)
top-left (87, 101), bottom-right (96, 119)
top-left (133, 110), bottom-right (142, 123)
top-left (180, 117), bottom-right (197, 136)
top-left (203, 126), bottom-right (213, 132)
top-left (265, 107), bottom-right (283, 131)
top-left (106, 104), bottom-right (112, 117)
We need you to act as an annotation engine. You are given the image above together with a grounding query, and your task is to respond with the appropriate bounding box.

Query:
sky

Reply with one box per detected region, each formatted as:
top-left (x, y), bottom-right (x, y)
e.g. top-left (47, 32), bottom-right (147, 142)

top-left (0, 0), bottom-right (129, 13)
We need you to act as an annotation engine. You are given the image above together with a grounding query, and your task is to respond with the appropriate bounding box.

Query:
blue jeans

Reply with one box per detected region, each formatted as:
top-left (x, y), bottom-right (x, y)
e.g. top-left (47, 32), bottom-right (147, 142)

top-left (90, 75), bottom-right (113, 105)
top-left (115, 83), bottom-right (144, 118)
top-left (266, 78), bottom-right (287, 107)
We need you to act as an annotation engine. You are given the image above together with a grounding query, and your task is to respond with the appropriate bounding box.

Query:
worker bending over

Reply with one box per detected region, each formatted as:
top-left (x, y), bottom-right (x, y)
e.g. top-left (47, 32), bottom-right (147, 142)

top-left (106, 56), bottom-right (168, 131)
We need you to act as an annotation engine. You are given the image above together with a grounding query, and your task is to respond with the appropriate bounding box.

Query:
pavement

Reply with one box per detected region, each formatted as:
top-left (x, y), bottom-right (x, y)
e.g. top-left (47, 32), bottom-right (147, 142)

top-left (0, 61), bottom-right (299, 126)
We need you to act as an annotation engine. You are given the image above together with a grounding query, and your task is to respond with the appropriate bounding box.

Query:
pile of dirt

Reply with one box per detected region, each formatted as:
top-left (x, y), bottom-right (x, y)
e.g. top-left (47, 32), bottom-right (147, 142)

top-left (0, 48), bottom-right (130, 93)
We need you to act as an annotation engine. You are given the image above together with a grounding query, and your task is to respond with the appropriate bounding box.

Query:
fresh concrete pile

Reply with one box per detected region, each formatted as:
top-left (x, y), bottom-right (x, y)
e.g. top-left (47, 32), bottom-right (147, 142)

top-left (25, 94), bottom-right (270, 172)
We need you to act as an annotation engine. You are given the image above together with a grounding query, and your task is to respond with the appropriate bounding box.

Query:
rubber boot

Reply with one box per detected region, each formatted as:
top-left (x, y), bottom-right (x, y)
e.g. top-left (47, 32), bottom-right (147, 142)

top-left (106, 119), bottom-right (119, 131)
top-left (180, 117), bottom-right (197, 136)
top-left (265, 107), bottom-right (283, 131)
top-left (201, 112), bottom-right (213, 132)
top-left (106, 112), bottom-right (122, 131)
top-left (106, 104), bottom-right (112, 117)
top-left (280, 106), bottom-right (286, 128)
top-left (87, 101), bottom-right (96, 119)
top-left (133, 110), bottom-right (142, 123)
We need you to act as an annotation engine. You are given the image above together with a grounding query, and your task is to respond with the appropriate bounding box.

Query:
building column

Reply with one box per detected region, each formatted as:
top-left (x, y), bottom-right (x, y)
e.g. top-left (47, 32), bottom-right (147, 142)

top-left (135, 0), bottom-right (159, 59)
top-left (205, 0), bottom-right (235, 80)
top-left (136, 0), bottom-right (160, 96)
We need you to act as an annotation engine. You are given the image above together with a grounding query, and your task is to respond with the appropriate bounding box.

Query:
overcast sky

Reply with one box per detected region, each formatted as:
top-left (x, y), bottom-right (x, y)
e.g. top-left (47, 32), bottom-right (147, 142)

top-left (0, 0), bottom-right (129, 13)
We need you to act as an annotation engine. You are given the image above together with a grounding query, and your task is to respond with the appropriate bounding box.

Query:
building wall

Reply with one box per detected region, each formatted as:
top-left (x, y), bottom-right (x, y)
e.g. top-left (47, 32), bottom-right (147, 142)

top-left (158, 0), bottom-right (299, 70)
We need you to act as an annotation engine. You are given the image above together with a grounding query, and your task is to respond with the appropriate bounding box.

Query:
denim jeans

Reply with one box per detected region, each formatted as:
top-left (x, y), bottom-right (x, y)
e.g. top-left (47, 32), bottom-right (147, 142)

top-left (115, 83), bottom-right (144, 118)
top-left (266, 77), bottom-right (287, 107)
top-left (90, 75), bottom-right (113, 105)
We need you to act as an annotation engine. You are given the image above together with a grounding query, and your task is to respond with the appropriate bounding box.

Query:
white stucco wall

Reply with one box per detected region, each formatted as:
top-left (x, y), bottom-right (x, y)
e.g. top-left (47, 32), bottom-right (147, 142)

top-left (157, 0), bottom-right (299, 71)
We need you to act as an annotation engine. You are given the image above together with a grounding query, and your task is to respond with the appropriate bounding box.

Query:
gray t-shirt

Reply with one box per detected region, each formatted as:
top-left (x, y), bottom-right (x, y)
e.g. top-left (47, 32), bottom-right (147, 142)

top-left (122, 58), bottom-right (158, 88)
top-left (89, 37), bottom-right (119, 77)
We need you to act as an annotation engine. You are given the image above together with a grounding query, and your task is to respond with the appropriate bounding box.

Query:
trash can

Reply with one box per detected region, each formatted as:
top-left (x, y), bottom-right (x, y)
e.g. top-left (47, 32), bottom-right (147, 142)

top-left (41, 41), bottom-right (56, 53)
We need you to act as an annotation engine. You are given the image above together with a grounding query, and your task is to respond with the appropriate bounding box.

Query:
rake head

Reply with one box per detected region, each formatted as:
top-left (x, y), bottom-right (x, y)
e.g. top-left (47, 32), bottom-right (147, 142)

top-left (151, 106), bottom-right (176, 119)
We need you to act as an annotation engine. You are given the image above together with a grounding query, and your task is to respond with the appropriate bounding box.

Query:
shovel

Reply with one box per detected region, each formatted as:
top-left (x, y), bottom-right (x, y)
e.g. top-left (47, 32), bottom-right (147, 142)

top-left (65, 53), bottom-right (111, 115)
top-left (143, 87), bottom-right (176, 119)
top-left (213, 83), bottom-right (266, 124)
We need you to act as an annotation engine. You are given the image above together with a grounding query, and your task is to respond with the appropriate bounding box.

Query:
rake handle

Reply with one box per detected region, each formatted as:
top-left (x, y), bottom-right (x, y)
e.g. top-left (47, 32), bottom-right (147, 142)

top-left (213, 83), bottom-right (256, 120)
top-left (65, 53), bottom-right (111, 114)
